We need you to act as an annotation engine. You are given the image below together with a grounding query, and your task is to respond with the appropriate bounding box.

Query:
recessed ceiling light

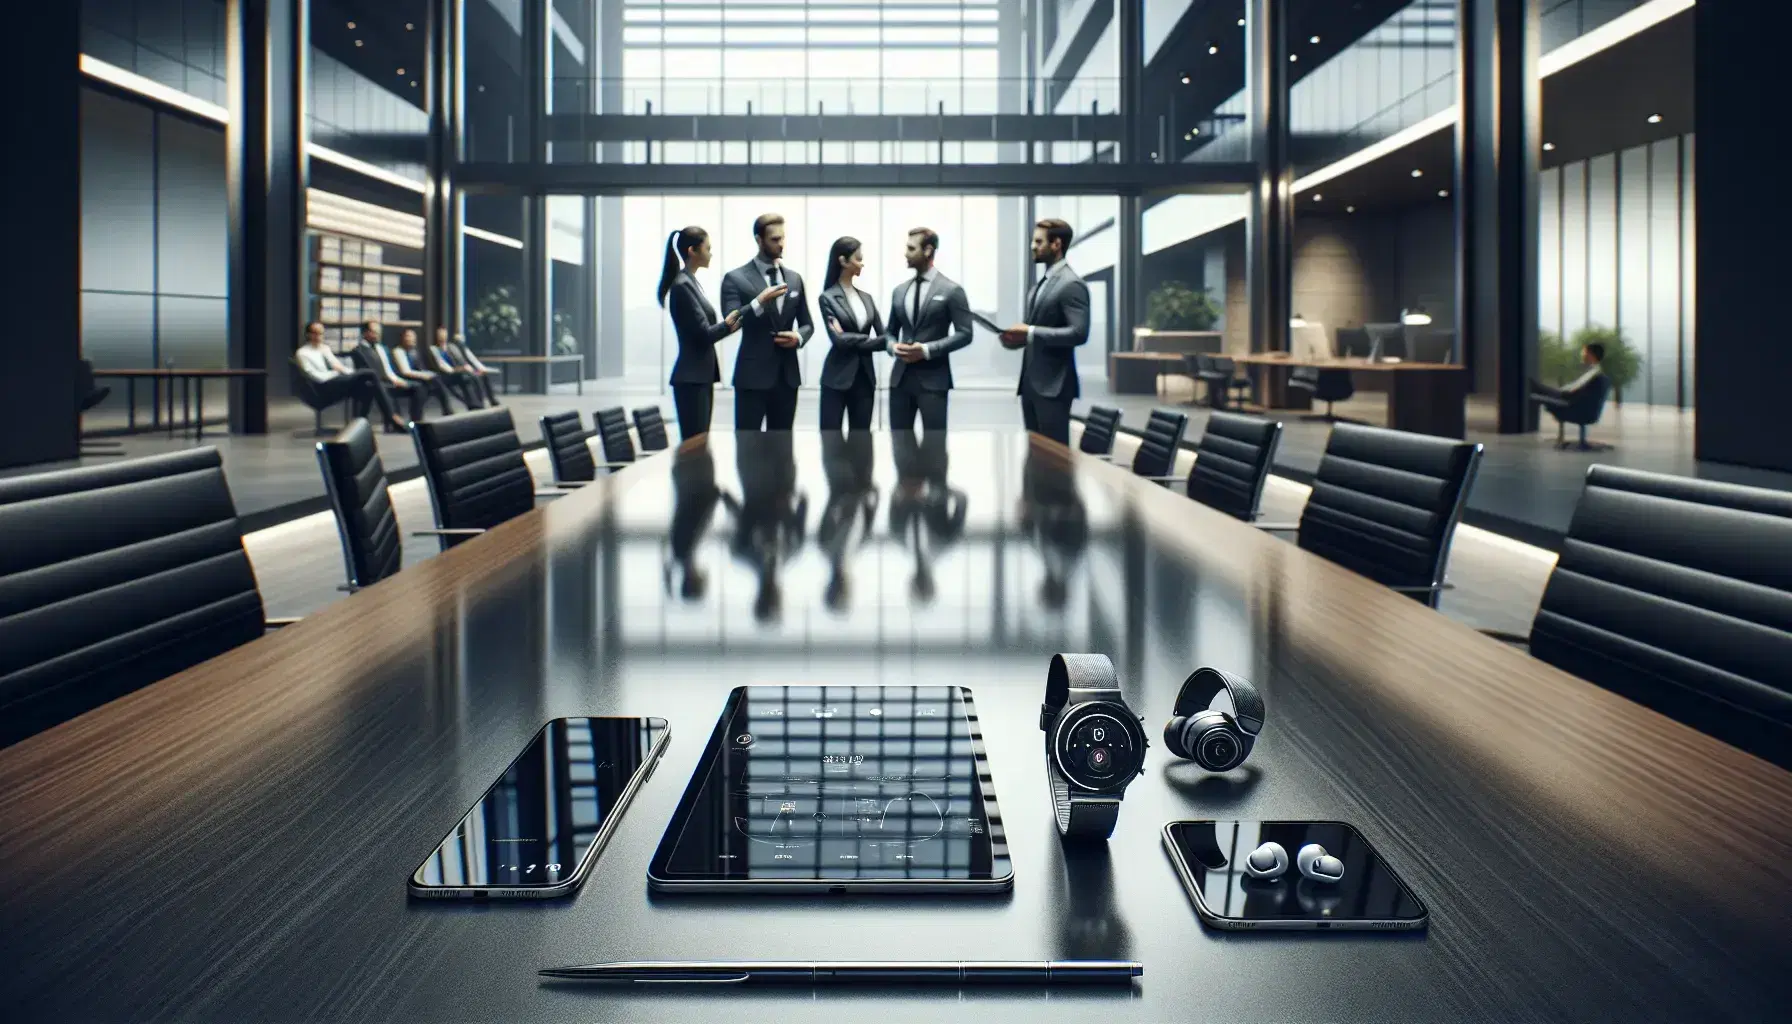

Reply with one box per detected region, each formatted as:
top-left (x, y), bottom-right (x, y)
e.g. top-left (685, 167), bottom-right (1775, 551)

top-left (346, 21), bottom-right (355, 29)
top-left (396, 68), bottom-right (406, 75)
top-left (1182, 73), bottom-right (1192, 83)
top-left (1647, 113), bottom-right (1662, 123)
top-left (410, 81), bottom-right (418, 88)
top-left (1289, 54), bottom-right (1298, 62)
top-left (1437, 189), bottom-right (1449, 197)
top-left (1312, 194), bottom-right (1322, 201)
top-left (1543, 142), bottom-right (1556, 151)
top-left (354, 39), bottom-right (363, 47)
top-left (1190, 127), bottom-right (1200, 136)
top-left (1237, 18), bottom-right (1246, 27)
top-left (1410, 169), bottom-right (1423, 177)
top-left (405, 22), bottom-right (415, 31)
top-left (1208, 44), bottom-right (1218, 55)
top-left (1310, 35), bottom-right (1321, 44)
top-left (1346, 205), bottom-right (1356, 213)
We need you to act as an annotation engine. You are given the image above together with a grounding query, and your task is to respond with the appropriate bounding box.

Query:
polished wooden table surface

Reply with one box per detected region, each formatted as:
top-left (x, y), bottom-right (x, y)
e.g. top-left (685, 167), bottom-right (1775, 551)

top-left (3, 432), bottom-right (1788, 1022)
top-left (1231, 353), bottom-right (1468, 437)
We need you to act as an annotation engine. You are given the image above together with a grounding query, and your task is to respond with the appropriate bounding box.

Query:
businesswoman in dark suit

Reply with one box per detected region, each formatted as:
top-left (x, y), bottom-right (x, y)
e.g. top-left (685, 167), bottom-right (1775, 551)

top-left (817, 236), bottom-right (885, 432)
top-left (658, 225), bottom-right (744, 440)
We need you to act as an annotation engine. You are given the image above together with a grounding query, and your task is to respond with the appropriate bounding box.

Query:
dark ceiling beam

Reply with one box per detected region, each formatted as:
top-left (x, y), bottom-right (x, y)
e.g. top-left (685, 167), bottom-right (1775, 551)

top-left (457, 160), bottom-right (1256, 196)
top-left (541, 113), bottom-right (1123, 143)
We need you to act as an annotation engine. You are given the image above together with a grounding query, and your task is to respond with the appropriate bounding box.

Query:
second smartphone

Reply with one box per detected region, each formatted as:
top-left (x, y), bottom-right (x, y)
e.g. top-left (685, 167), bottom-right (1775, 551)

top-left (409, 716), bottom-right (670, 899)
top-left (1163, 820), bottom-right (1428, 931)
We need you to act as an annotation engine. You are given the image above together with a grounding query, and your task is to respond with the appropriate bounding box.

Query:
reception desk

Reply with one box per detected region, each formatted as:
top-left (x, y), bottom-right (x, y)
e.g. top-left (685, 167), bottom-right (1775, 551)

top-left (1232, 353), bottom-right (1468, 438)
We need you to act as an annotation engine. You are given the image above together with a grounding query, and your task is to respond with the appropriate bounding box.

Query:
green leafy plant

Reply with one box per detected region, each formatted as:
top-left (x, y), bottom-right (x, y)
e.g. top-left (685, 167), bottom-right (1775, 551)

top-left (1540, 323), bottom-right (1641, 400)
top-left (551, 310), bottom-right (578, 355)
top-left (1145, 281), bottom-right (1220, 331)
top-left (468, 286), bottom-right (521, 351)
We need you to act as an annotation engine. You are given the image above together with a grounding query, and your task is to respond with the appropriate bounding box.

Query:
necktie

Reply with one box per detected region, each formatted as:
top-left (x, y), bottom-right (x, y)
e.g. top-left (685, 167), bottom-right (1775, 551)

top-left (1027, 275), bottom-right (1045, 321)
top-left (910, 274), bottom-right (923, 334)
top-left (767, 265), bottom-right (783, 317)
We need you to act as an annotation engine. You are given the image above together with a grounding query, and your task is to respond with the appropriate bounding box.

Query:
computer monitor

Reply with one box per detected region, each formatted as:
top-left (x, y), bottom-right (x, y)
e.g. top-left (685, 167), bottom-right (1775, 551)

top-left (1363, 322), bottom-right (1405, 361)
top-left (1336, 327), bottom-right (1375, 360)
top-left (1290, 322), bottom-right (1332, 361)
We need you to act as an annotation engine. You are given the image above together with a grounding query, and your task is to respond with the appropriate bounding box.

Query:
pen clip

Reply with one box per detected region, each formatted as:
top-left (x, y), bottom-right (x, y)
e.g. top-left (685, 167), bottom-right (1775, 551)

top-left (635, 973), bottom-right (750, 984)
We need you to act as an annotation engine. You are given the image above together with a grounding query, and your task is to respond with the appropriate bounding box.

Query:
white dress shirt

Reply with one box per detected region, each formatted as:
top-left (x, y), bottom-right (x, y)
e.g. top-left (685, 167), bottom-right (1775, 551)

top-left (1567, 365), bottom-right (1603, 392)
top-left (748, 259), bottom-right (787, 319)
top-left (840, 287), bottom-right (872, 337)
top-left (1025, 260), bottom-right (1067, 341)
top-left (365, 341), bottom-right (402, 385)
top-left (297, 344), bottom-right (347, 382)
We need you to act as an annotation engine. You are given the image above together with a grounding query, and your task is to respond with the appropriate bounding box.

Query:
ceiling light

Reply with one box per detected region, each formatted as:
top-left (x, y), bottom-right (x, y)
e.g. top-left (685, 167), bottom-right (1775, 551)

top-left (410, 81), bottom-right (418, 88)
top-left (1182, 73), bottom-right (1192, 83)
top-left (1289, 54), bottom-right (1298, 62)
top-left (354, 39), bottom-right (363, 47)
top-left (1310, 35), bottom-right (1321, 44)
top-left (346, 21), bottom-right (355, 29)
top-left (405, 22), bottom-right (415, 31)
top-left (1190, 127), bottom-right (1200, 135)
top-left (1543, 142), bottom-right (1556, 151)
top-left (1647, 113), bottom-right (1662, 123)
top-left (1401, 307), bottom-right (1433, 326)
top-left (1312, 194), bottom-right (1322, 201)
top-left (1237, 18), bottom-right (1246, 27)
top-left (396, 68), bottom-right (405, 75)
top-left (1437, 189), bottom-right (1449, 197)
top-left (1346, 205), bottom-right (1356, 213)
top-left (1410, 169), bottom-right (1423, 177)
top-left (1208, 44), bottom-right (1218, 55)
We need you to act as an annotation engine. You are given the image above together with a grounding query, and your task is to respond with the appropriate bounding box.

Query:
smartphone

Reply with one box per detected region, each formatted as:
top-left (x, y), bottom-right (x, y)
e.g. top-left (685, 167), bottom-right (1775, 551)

top-left (1162, 820), bottom-right (1428, 931)
top-left (409, 717), bottom-right (669, 899)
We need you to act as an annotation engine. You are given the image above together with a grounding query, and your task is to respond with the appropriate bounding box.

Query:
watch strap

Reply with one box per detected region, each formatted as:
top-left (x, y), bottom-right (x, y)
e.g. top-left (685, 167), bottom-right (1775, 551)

top-left (1172, 667), bottom-right (1265, 735)
top-left (1042, 653), bottom-right (1125, 841)
top-left (1041, 653), bottom-right (1118, 731)
top-left (1049, 774), bottom-right (1122, 840)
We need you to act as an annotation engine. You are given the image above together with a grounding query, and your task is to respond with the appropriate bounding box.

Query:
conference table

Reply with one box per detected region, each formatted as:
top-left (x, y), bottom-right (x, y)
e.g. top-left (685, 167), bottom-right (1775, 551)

top-left (2, 431), bottom-right (1787, 1022)
top-left (91, 367), bottom-right (271, 438)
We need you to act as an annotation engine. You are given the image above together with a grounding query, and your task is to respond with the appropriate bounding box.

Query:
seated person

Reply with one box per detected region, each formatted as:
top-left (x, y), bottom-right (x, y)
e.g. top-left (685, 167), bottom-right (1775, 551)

top-left (297, 322), bottom-right (406, 432)
top-left (357, 321), bottom-right (425, 424)
top-left (449, 333), bottom-right (502, 406)
top-left (1530, 341), bottom-right (1605, 406)
top-left (390, 328), bottom-right (458, 416)
top-left (428, 326), bottom-right (488, 409)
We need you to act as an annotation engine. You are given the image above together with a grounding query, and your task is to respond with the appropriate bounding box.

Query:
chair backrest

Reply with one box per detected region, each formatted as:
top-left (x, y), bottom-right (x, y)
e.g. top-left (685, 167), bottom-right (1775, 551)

top-left (594, 407), bottom-right (636, 464)
top-left (1570, 372), bottom-right (1613, 421)
top-left (316, 418), bottom-right (402, 590)
top-left (411, 407), bottom-right (535, 548)
top-left (632, 405), bottom-right (670, 452)
top-left (540, 409), bottom-right (597, 484)
top-left (1406, 329), bottom-right (1455, 364)
top-left (1211, 355), bottom-right (1238, 374)
top-left (1130, 408), bottom-right (1189, 477)
top-left (1193, 354), bottom-right (1216, 375)
top-left (1296, 423), bottom-right (1482, 607)
top-left (0, 447), bottom-right (267, 744)
top-left (1335, 327), bottom-right (1373, 359)
top-left (1187, 412), bottom-right (1284, 521)
top-left (1530, 466), bottom-right (1792, 764)
top-left (1079, 405), bottom-right (1121, 455)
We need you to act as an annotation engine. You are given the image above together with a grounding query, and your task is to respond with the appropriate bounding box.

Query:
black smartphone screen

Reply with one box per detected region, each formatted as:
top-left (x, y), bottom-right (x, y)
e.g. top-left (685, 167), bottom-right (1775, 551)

top-left (411, 717), bottom-right (667, 893)
top-left (1165, 820), bottom-right (1427, 928)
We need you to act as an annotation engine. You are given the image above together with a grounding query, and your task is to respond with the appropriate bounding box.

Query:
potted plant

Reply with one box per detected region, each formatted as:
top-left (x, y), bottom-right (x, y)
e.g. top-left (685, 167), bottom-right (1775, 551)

top-left (468, 286), bottom-right (521, 352)
top-left (551, 310), bottom-right (578, 356)
top-left (1539, 324), bottom-right (1641, 403)
top-left (1145, 281), bottom-right (1220, 332)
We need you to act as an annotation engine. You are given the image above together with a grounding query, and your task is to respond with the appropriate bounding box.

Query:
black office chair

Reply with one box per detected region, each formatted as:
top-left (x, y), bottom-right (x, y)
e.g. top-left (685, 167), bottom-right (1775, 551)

top-left (0, 447), bottom-right (298, 746)
top-left (1406, 329), bottom-right (1455, 365)
top-left (633, 405), bottom-right (671, 452)
top-left (75, 358), bottom-right (124, 454)
top-left (412, 408), bottom-right (569, 552)
top-left (1288, 365), bottom-right (1356, 421)
top-left (1542, 374), bottom-right (1613, 451)
top-left (595, 407), bottom-right (638, 466)
top-left (1078, 405), bottom-right (1122, 457)
top-left (1277, 423), bottom-right (1483, 608)
top-left (1193, 355), bottom-right (1251, 409)
top-left (315, 417), bottom-right (470, 593)
top-left (1177, 412), bottom-right (1286, 524)
top-left (291, 356), bottom-right (353, 437)
top-left (1129, 408), bottom-right (1189, 480)
top-left (1480, 466), bottom-right (1792, 767)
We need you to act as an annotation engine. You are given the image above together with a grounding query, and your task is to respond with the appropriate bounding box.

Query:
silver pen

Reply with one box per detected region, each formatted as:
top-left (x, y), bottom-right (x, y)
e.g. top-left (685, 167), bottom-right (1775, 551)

top-left (539, 960), bottom-right (1142, 985)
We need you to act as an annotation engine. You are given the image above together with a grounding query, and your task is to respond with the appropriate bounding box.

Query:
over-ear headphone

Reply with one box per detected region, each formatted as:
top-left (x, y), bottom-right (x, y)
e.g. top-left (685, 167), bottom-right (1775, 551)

top-left (1162, 667), bottom-right (1265, 772)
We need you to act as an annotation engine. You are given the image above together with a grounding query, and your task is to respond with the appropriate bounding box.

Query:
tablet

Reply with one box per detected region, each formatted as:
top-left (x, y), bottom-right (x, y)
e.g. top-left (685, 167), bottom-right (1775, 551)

top-left (649, 685), bottom-right (1013, 893)
top-left (969, 310), bottom-right (1004, 333)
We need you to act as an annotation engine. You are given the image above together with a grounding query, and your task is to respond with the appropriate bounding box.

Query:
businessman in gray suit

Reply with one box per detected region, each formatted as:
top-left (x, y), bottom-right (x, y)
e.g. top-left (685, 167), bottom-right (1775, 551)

top-left (720, 213), bottom-right (812, 431)
top-left (886, 227), bottom-right (973, 431)
top-left (1001, 218), bottom-right (1090, 446)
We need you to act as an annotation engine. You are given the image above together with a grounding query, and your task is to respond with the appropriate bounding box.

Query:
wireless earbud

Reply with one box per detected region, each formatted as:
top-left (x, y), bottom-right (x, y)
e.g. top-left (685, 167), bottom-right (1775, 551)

top-left (1297, 843), bottom-right (1345, 884)
top-left (1162, 667), bottom-right (1265, 772)
top-left (1243, 841), bottom-right (1289, 880)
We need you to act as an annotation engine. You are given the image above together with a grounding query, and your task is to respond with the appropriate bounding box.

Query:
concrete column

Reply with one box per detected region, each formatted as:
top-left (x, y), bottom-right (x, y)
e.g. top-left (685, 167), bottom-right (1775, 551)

top-left (521, 0), bottom-right (551, 386)
top-left (1246, 0), bottom-right (1292, 354)
top-left (1457, 0), bottom-right (1540, 432)
top-left (425, 0), bottom-right (464, 342)
top-left (226, 0), bottom-right (306, 433)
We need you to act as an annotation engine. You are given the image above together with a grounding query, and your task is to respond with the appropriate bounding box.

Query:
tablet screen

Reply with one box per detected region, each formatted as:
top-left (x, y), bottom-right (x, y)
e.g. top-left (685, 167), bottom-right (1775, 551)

top-left (651, 686), bottom-right (1011, 887)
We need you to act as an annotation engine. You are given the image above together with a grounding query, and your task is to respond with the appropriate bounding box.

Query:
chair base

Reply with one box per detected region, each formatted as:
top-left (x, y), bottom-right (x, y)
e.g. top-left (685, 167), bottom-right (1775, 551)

top-left (1556, 439), bottom-right (1614, 451)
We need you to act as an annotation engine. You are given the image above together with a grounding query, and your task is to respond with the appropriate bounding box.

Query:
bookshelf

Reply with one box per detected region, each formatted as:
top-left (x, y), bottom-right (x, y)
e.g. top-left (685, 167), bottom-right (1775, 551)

top-left (309, 233), bottom-right (426, 349)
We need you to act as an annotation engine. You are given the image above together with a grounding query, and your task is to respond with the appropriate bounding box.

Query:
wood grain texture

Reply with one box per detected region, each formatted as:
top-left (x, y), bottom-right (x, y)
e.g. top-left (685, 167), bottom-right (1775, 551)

top-left (1, 432), bottom-right (1787, 1024)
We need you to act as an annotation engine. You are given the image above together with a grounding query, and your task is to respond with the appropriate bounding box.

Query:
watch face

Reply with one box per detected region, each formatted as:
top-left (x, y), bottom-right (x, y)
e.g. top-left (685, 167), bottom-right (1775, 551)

top-left (1054, 702), bottom-right (1146, 793)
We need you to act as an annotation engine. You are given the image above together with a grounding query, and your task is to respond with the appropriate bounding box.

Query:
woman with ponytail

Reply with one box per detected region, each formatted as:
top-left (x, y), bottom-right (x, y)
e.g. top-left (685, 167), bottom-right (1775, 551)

top-left (660, 226), bottom-right (743, 439)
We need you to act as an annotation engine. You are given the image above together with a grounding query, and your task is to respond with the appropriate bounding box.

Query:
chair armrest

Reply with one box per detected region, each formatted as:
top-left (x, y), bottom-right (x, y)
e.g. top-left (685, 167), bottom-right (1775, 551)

top-left (1387, 582), bottom-right (1456, 594)
top-left (413, 528), bottom-right (486, 537)
top-left (1250, 522), bottom-right (1302, 532)
top-left (1477, 628), bottom-right (1532, 647)
top-left (595, 461), bottom-right (635, 469)
top-left (264, 617), bottom-right (303, 629)
top-left (547, 480), bottom-right (589, 488)
top-left (1141, 475), bottom-right (1183, 483)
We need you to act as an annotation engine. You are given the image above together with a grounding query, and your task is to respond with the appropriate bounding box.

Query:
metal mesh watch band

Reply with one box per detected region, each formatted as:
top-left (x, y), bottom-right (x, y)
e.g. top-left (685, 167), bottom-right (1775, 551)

top-left (1041, 653), bottom-right (1125, 841)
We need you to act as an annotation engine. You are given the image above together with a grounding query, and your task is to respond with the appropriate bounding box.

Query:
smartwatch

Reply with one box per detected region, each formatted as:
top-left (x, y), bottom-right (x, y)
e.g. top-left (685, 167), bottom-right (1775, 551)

top-left (1039, 653), bottom-right (1148, 842)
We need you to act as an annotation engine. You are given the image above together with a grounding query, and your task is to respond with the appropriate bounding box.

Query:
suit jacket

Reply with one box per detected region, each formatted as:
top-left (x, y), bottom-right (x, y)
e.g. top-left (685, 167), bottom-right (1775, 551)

top-left (719, 262), bottom-right (813, 390)
top-left (666, 271), bottom-right (731, 385)
top-left (888, 270), bottom-right (973, 392)
top-left (1018, 260), bottom-right (1091, 401)
top-left (817, 284), bottom-right (885, 391)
